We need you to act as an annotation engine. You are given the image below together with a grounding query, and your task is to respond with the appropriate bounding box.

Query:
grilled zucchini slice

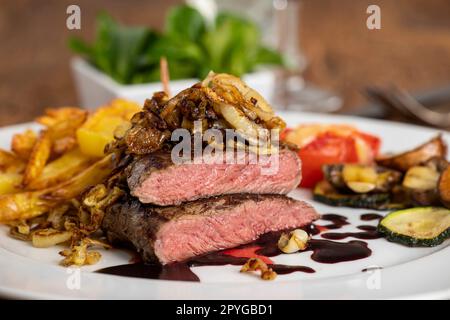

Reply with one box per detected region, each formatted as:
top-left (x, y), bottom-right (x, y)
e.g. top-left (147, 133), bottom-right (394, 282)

top-left (313, 180), bottom-right (392, 210)
top-left (378, 207), bottom-right (450, 247)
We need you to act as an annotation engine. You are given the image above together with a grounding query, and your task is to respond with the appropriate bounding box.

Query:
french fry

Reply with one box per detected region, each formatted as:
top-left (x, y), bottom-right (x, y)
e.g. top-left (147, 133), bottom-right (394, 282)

top-left (0, 149), bottom-right (25, 173)
top-left (37, 107), bottom-right (87, 131)
top-left (45, 154), bottom-right (113, 200)
top-left (37, 107), bottom-right (88, 156)
top-left (52, 136), bottom-right (77, 156)
top-left (0, 155), bottom-right (114, 223)
top-left (0, 172), bottom-right (22, 194)
top-left (0, 190), bottom-right (51, 222)
top-left (11, 129), bottom-right (37, 160)
top-left (22, 130), bottom-right (52, 187)
top-left (27, 148), bottom-right (94, 190)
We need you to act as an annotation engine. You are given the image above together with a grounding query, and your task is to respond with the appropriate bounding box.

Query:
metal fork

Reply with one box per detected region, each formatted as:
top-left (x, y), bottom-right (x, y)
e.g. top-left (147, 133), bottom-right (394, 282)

top-left (366, 86), bottom-right (450, 129)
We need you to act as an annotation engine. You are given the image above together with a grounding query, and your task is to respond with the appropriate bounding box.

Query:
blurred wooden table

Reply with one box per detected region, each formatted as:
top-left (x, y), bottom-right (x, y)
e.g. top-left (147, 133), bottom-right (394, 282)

top-left (1, 0), bottom-right (450, 126)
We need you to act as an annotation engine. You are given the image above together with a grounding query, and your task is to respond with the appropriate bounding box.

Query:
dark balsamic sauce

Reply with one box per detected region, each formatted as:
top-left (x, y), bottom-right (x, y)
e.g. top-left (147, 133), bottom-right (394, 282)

top-left (97, 262), bottom-right (200, 282)
top-left (272, 264), bottom-right (315, 274)
top-left (307, 239), bottom-right (371, 263)
top-left (321, 225), bottom-right (382, 240)
top-left (97, 213), bottom-right (376, 281)
top-left (252, 230), bottom-right (373, 264)
top-left (318, 214), bottom-right (350, 230)
top-left (360, 213), bottom-right (383, 221)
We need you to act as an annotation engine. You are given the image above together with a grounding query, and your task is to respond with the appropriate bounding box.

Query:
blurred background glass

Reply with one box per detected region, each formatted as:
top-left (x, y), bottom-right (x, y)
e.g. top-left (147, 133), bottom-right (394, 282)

top-left (201, 0), bottom-right (342, 112)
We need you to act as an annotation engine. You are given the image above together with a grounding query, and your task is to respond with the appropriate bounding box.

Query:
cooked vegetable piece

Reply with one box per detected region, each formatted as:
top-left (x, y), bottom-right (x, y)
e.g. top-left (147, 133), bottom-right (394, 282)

top-left (76, 99), bottom-right (141, 157)
top-left (343, 165), bottom-right (378, 184)
top-left (43, 154), bottom-right (114, 201)
top-left (0, 190), bottom-right (52, 223)
top-left (38, 107), bottom-right (88, 157)
top-left (438, 166), bottom-right (450, 208)
top-left (403, 166), bottom-right (439, 190)
top-left (376, 135), bottom-right (447, 172)
top-left (0, 155), bottom-right (113, 222)
top-left (343, 165), bottom-right (378, 193)
top-left (11, 129), bottom-right (37, 160)
top-left (0, 172), bottom-right (22, 194)
top-left (36, 107), bottom-right (87, 130)
top-left (322, 164), bottom-right (346, 189)
top-left (52, 136), bottom-right (77, 156)
top-left (313, 180), bottom-right (392, 210)
top-left (22, 131), bottom-right (52, 187)
top-left (378, 207), bottom-right (450, 246)
top-left (323, 164), bottom-right (401, 193)
top-left (27, 148), bottom-right (93, 190)
top-left (278, 229), bottom-right (309, 253)
top-left (402, 165), bottom-right (441, 206)
top-left (59, 238), bottom-right (110, 267)
top-left (425, 156), bottom-right (449, 173)
top-left (32, 229), bottom-right (73, 248)
top-left (240, 258), bottom-right (277, 280)
top-left (203, 72), bottom-right (285, 130)
top-left (283, 124), bottom-right (380, 187)
top-left (0, 149), bottom-right (25, 173)
top-left (347, 181), bottom-right (376, 193)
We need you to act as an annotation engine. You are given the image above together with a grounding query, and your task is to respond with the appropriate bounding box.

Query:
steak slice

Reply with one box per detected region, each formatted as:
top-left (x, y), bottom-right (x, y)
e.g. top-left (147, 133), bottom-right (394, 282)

top-left (127, 148), bottom-right (302, 206)
top-left (102, 194), bottom-right (319, 265)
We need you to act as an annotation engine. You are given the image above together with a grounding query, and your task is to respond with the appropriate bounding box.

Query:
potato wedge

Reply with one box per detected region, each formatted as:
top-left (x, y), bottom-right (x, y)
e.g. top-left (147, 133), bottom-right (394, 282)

top-left (37, 107), bottom-right (87, 131)
top-left (44, 154), bottom-right (113, 200)
top-left (76, 99), bottom-right (141, 157)
top-left (27, 148), bottom-right (94, 190)
top-left (0, 172), bottom-right (22, 194)
top-left (0, 155), bottom-right (113, 223)
top-left (376, 135), bottom-right (447, 172)
top-left (38, 108), bottom-right (88, 157)
top-left (11, 129), bottom-right (37, 160)
top-left (22, 130), bottom-right (52, 187)
top-left (0, 190), bottom-right (52, 222)
top-left (52, 136), bottom-right (77, 156)
top-left (0, 149), bottom-right (25, 173)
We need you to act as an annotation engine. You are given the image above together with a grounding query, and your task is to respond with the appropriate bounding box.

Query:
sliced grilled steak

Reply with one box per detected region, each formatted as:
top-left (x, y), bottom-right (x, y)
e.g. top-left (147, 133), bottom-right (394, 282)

top-left (103, 194), bottom-right (319, 265)
top-left (127, 148), bottom-right (301, 206)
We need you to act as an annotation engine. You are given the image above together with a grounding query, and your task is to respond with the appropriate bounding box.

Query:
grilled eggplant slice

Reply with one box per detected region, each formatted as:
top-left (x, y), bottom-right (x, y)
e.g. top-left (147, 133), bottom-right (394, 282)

top-left (376, 135), bottom-right (447, 172)
top-left (378, 207), bottom-right (450, 246)
top-left (313, 180), bottom-right (392, 210)
top-left (323, 164), bottom-right (401, 194)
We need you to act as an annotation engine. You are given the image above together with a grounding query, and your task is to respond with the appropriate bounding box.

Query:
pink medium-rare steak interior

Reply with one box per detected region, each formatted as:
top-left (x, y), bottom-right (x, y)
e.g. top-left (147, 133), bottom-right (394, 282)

top-left (128, 148), bottom-right (302, 206)
top-left (153, 196), bottom-right (318, 264)
top-left (102, 194), bottom-right (319, 265)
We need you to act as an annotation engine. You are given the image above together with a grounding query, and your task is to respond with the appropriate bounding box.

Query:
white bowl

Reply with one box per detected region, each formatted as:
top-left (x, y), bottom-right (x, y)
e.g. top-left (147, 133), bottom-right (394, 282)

top-left (71, 57), bottom-right (276, 109)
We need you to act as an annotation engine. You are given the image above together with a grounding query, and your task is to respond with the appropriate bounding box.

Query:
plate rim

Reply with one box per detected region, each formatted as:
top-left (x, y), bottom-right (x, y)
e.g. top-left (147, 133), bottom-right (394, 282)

top-left (0, 112), bottom-right (449, 300)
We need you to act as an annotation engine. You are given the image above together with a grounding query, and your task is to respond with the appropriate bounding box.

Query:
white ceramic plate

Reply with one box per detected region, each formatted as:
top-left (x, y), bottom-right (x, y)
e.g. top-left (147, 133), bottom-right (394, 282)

top-left (0, 111), bottom-right (449, 300)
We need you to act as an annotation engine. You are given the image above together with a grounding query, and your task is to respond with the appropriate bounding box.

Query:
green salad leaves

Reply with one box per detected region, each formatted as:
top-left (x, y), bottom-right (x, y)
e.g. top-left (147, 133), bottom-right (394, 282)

top-left (69, 5), bottom-right (283, 84)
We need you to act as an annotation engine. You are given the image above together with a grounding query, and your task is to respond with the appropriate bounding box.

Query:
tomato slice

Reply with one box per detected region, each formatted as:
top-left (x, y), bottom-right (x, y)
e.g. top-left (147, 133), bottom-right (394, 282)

top-left (356, 132), bottom-right (381, 157)
top-left (279, 128), bottom-right (291, 141)
top-left (298, 132), bottom-right (359, 188)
